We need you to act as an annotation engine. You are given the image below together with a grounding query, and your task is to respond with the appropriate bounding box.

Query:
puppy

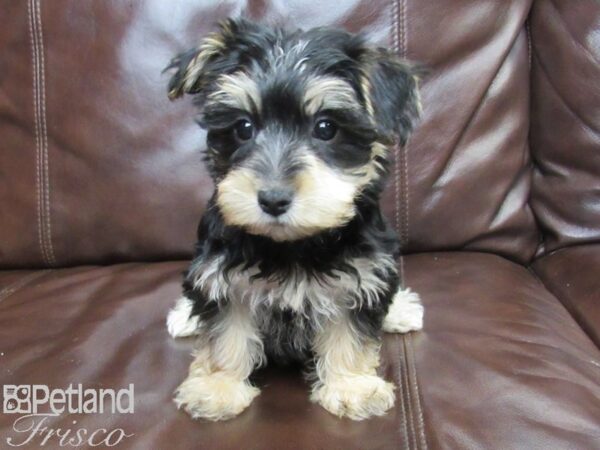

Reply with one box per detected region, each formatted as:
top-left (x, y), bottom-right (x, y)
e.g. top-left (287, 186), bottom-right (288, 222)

top-left (165, 18), bottom-right (423, 421)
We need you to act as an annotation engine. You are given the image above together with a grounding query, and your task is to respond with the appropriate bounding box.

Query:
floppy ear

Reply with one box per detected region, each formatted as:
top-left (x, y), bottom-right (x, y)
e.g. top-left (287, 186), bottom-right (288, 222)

top-left (361, 49), bottom-right (421, 145)
top-left (165, 18), bottom-right (250, 101)
top-left (166, 34), bottom-right (226, 100)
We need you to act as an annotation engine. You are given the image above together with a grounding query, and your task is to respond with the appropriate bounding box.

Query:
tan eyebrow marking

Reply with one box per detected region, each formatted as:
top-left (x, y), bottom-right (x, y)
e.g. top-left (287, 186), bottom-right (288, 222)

top-left (303, 76), bottom-right (361, 115)
top-left (208, 72), bottom-right (262, 113)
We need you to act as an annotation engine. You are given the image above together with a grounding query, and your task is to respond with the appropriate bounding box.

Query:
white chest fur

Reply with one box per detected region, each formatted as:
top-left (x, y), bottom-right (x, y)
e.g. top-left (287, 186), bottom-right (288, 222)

top-left (189, 253), bottom-right (397, 320)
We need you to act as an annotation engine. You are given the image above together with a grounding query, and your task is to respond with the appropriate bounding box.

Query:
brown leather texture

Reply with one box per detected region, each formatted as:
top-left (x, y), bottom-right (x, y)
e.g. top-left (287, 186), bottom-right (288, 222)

top-left (382, 0), bottom-right (539, 263)
top-left (0, 254), bottom-right (598, 449)
top-left (530, 0), bottom-right (600, 255)
top-left (533, 245), bottom-right (600, 348)
top-left (1, 1), bottom-right (599, 449)
top-left (404, 253), bottom-right (600, 450)
top-left (1, 0), bottom-right (540, 269)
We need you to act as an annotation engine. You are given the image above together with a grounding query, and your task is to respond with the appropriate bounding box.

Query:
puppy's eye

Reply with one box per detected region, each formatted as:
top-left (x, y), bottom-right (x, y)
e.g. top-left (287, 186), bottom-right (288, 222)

top-left (313, 119), bottom-right (337, 141)
top-left (234, 119), bottom-right (254, 142)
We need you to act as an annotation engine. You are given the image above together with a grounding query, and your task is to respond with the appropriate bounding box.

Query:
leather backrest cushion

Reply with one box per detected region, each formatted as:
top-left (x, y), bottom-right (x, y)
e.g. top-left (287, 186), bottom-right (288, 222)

top-left (0, 0), bottom-right (539, 268)
top-left (530, 0), bottom-right (600, 255)
top-left (382, 0), bottom-right (538, 262)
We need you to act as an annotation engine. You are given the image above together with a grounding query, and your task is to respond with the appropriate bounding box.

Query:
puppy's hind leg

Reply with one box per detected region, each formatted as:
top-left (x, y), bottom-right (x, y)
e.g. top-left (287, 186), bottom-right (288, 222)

top-left (174, 301), bottom-right (265, 421)
top-left (167, 296), bottom-right (201, 338)
top-left (382, 287), bottom-right (423, 333)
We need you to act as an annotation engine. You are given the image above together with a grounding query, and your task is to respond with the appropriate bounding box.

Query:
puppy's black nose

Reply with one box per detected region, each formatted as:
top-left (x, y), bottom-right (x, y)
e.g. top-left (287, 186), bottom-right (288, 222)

top-left (258, 188), bottom-right (293, 216)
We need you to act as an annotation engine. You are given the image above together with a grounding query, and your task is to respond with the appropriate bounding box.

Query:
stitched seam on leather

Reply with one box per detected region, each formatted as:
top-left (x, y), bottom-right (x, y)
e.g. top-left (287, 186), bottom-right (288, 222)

top-left (401, 338), bottom-right (417, 450)
top-left (35, 0), bottom-right (56, 266)
top-left (35, 0), bottom-right (50, 266)
top-left (399, 0), bottom-right (409, 253)
top-left (391, 0), bottom-right (406, 287)
top-left (391, 0), bottom-right (399, 51)
top-left (407, 335), bottom-right (427, 450)
top-left (398, 4), bottom-right (414, 447)
top-left (28, 0), bottom-right (49, 266)
top-left (395, 336), bottom-right (410, 449)
top-left (391, 2), bottom-right (410, 448)
top-left (0, 270), bottom-right (51, 304)
top-left (526, 20), bottom-right (532, 71)
top-left (393, 0), bottom-right (410, 294)
top-left (392, 0), bottom-right (401, 236)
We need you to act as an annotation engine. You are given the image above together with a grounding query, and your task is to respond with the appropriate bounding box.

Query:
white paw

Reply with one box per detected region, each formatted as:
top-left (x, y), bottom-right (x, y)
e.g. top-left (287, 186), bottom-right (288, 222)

top-left (174, 373), bottom-right (260, 421)
top-left (311, 375), bottom-right (395, 420)
top-left (167, 296), bottom-right (201, 338)
top-left (383, 288), bottom-right (424, 333)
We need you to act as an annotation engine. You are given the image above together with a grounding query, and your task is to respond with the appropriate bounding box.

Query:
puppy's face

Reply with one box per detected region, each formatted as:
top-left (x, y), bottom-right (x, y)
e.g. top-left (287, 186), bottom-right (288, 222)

top-left (167, 19), bottom-right (419, 241)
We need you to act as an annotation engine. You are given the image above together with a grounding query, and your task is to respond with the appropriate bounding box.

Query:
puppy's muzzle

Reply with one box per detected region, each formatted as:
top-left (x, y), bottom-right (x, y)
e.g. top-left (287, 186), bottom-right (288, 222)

top-left (258, 187), bottom-right (293, 217)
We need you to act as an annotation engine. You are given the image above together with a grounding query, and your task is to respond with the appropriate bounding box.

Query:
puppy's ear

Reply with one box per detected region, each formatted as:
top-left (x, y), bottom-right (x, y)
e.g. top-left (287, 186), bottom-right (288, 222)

top-left (165, 18), bottom-right (252, 101)
top-left (360, 49), bottom-right (421, 145)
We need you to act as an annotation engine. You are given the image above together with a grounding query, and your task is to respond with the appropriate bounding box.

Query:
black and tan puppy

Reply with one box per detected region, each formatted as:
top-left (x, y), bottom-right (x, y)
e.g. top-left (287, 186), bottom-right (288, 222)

top-left (165, 18), bottom-right (423, 421)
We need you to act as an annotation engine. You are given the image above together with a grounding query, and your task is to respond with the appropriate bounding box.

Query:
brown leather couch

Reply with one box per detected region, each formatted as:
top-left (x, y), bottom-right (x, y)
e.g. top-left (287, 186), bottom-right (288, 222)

top-left (1, 1), bottom-right (599, 449)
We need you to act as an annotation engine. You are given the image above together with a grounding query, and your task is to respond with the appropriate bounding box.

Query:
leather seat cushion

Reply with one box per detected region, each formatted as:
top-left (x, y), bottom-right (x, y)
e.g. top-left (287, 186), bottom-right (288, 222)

top-left (404, 252), bottom-right (600, 449)
top-left (0, 252), bottom-right (598, 449)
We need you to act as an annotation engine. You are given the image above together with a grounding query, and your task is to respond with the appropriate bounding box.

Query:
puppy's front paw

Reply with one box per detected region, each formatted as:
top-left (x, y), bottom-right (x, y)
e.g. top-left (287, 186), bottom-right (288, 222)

top-left (167, 296), bottom-right (201, 338)
top-left (174, 372), bottom-right (259, 421)
top-left (311, 375), bottom-right (395, 420)
top-left (383, 288), bottom-right (424, 333)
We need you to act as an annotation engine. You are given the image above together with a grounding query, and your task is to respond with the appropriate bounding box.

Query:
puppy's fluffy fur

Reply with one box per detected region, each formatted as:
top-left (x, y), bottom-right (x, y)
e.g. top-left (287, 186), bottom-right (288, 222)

top-left (165, 18), bottom-right (423, 421)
